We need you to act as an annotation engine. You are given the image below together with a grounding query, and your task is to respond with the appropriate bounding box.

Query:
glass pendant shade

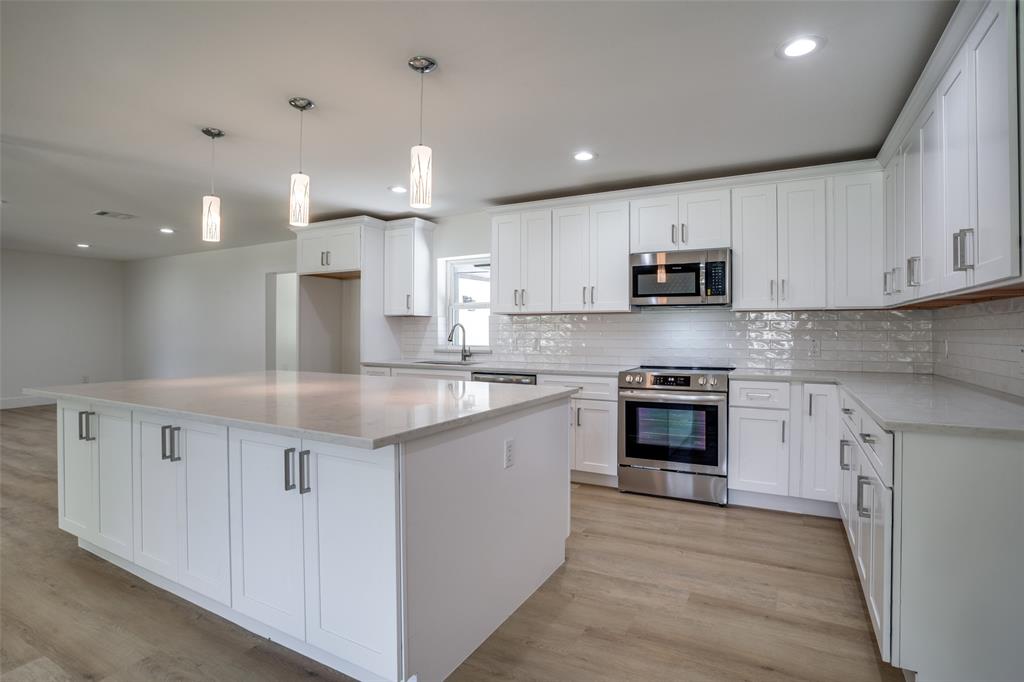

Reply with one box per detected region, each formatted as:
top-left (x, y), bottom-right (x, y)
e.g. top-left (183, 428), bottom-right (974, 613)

top-left (409, 144), bottom-right (432, 209)
top-left (289, 172), bottom-right (310, 227)
top-left (202, 194), bottom-right (221, 242)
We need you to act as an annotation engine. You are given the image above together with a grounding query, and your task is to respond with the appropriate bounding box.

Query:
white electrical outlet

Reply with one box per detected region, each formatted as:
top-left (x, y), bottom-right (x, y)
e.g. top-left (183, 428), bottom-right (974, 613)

top-left (503, 439), bottom-right (514, 469)
top-left (808, 338), bottom-right (821, 359)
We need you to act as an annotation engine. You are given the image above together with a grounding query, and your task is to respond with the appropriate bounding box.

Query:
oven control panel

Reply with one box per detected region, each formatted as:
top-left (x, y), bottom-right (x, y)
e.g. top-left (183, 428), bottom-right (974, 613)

top-left (653, 375), bottom-right (691, 387)
top-left (619, 368), bottom-right (731, 392)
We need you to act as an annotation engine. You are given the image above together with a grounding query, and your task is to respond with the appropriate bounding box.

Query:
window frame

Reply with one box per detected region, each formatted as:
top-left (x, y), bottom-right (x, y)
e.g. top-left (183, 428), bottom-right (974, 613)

top-left (438, 254), bottom-right (491, 350)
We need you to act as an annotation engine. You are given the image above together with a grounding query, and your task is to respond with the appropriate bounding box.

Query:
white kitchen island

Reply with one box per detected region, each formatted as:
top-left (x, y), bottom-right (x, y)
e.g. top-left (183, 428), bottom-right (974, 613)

top-left (27, 371), bottom-right (575, 682)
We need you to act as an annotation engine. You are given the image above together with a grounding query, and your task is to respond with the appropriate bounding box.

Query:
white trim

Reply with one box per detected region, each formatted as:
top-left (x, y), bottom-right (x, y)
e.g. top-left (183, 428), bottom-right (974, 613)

top-left (485, 159), bottom-right (880, 214)
top-left (571, 470), bottom-right (617, 488)
top-left (876, 1), bottom-right (990, 166)
top-left (728, 489), bottom-right (840, 518)
top-left (289, 215), bottom-right (386, 236)
top-left (77, 539), bottom-right (393, 682)
top-left (2, 395), bottom-right (55, 409)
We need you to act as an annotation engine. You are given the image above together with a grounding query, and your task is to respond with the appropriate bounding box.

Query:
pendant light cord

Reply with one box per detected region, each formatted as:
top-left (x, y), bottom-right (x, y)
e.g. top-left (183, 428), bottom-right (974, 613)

top-left (418, 72), bottom-right (424, 145)
top-left (298, 109), bottom-right (304, 173)
top-left (209, 136), bottom-right (216, 195)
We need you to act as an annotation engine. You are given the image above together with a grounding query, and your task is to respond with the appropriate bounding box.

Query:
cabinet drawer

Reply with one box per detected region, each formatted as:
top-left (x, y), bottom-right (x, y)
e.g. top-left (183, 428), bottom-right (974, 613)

top-left (391, 368), bottom-right (472, 381)
top-left (537, 375), bottom-right (618, 401)
top-left (730, 381), bottom-right (790, 410)
top-left (840, 390), bottom-right (860, 432)
top-left (840, 389), bottom-right (892, 488)
top-left (361, 366), bottom-right (392, 377)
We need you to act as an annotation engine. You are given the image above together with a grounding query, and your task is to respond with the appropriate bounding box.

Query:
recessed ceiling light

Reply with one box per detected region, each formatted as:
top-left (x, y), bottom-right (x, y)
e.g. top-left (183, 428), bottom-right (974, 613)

top-left (573, 150), bottom-right (595, 162)
top-left (388, 185), bottom-right (407, 194)
top-left (76, 243), bottom-right (90, 249)
top-left (159, 226), bottom-right (175, 234)
top-left (780, 36), bottom-right (824, 58)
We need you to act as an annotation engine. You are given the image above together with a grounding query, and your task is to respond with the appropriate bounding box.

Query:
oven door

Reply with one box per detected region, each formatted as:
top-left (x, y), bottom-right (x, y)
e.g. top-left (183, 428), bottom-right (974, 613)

top-left (618, 390), bottom-right (727, 477)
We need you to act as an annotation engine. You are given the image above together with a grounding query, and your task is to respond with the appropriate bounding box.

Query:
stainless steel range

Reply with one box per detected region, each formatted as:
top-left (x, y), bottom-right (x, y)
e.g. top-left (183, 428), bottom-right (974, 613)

top-left (617, 366), bottom-right (731, 505)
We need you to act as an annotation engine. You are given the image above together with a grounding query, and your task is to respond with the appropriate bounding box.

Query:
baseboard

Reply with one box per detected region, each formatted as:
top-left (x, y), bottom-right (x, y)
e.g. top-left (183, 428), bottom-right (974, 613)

top-left (2, 395), bottom-right (55, 409)
top-left (77, 539), bottom-right (390, 682)
top-left (727, 489), bottom-right (840, 518)
top-left (571, 470), bottom-right (617, 488)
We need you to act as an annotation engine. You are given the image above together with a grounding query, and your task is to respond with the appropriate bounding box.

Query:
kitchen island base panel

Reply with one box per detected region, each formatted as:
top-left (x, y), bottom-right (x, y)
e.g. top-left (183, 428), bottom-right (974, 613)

top-left (402, 402), bottom-right (569, 682)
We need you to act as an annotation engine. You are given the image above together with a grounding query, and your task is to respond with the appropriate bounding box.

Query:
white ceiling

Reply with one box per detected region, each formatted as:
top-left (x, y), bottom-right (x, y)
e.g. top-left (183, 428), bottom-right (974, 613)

top-left (0, 0), bottom-right (955, 261)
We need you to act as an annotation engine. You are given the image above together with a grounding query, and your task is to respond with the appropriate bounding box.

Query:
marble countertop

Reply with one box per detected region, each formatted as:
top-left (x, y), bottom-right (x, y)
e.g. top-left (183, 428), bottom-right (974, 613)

top-left (26, 371), bottom-right (577, 450)
top-left (363, 359), bottom-right (631, 378)
top-left (730, 369), bottom-right (1024, 439)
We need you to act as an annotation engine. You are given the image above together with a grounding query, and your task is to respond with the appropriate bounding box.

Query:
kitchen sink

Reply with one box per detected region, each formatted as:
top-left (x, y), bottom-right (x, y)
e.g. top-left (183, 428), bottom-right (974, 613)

top-left (413, 360), bottom-right (479, 366)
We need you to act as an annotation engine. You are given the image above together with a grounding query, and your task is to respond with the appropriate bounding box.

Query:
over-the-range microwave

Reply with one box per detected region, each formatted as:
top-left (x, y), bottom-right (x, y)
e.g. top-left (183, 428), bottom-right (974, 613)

top-left (629, 248), bottom-right (731, 306)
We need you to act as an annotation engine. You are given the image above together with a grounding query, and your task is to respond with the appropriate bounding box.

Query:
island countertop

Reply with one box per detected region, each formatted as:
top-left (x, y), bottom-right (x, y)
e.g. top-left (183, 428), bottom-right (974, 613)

top-left (26, 371), bottom-right (577, 449)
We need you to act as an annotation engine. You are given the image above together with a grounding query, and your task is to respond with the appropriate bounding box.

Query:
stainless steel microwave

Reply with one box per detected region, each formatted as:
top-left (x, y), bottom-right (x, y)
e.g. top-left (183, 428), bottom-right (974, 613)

top-left (629, 248), bottom-right (731, 306)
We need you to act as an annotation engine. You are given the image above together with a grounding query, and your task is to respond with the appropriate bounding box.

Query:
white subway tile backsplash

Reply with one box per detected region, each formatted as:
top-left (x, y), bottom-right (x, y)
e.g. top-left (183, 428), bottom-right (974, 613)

top-left (933, 296), bottom-right (1024, 399)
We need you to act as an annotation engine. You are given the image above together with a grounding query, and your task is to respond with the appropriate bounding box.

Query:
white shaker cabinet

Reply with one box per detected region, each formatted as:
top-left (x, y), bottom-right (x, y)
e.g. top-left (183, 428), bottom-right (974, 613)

top-left (298, 225), bottom-right (361, 275)
top-left (629, 190), bottom-right (731, 253)
top-left (799, 384), bottom-right (839, 502)
top-left (831, 172), bottom-right (885, 307)
top-left (731, 184), bottom-right (779, 310)
top-left (491, 210), bottom-right (552, 314)
top-left (58, 401), bottom-right (133, 561)
top-left (229, 429), bottom-right (307, 639)
top-left (569, 398), bottom-right (617, 476)
top-left (133, 413), bottom-right (230, 605)
top-left (727, 407), bottom-right (789, 496)
top-left (939, 47), bottom-right (972, 293)
top-left (384, 219), bottom-right (433, 316)
top-left (777, 179), bottom-right (828, 309)
top-left (552, 201), bottom-right (629, 313)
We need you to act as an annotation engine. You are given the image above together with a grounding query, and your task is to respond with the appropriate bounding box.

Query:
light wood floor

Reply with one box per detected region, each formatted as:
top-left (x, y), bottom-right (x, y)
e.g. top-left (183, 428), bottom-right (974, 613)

top-left (1, 405), bottom-right (901, 681)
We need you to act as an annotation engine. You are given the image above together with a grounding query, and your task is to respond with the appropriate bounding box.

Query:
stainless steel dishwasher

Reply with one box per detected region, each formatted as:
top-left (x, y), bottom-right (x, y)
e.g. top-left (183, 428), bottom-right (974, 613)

top-left (470, 371), bottom-right (537, 385)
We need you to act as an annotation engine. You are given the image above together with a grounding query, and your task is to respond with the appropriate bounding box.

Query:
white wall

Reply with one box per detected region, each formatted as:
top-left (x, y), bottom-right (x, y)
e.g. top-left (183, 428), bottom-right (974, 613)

top-left (123, 240), bottom-right (294, 379)
top-left (1, 249), bottom-right (125, 407)
top-left (433, 211), bottom-right (490, 260)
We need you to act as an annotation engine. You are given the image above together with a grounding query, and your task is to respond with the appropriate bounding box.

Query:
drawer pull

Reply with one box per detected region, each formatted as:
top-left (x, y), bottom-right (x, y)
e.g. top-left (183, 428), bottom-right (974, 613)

top-left (841, 408), bottom-right (854, 415)
top-left (746, 392), bottom-right (773, 400)
top-left (859, 432), bottom-right (877, 445)
top-left (839, 439), bottom-right (852, 470)
top-left (856, 476), bottom-right (871, 518)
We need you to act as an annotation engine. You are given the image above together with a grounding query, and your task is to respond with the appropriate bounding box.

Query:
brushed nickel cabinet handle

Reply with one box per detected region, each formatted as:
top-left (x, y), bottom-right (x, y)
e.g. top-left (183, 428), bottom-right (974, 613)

top-left (770, 279), bottom-right (775, 301)
top-left (406, 293), bottom-right (411, 310)
top-left (522, 289), bottom-right (526, 306)
top-left (781, 420), bottom-right (786, 443)
top-left (839, 440), bottom-right (851, 471)
top-left (514, 289), bottom-right (519, 307)
top-left (326, 251), bottom-right (331, 267)
top-left (856, 476), bottom-right (871, 518)
top-left (299, 449), bottom-right (311, 494)
top-left (681, 223), bottom-right (687, 243)
top-left (161, 424), bottom-right (172, 460)
top-left (808, 394), bottom-right (813, 417)
top-left (78, 410), bottom-right (87, 441)
top-left (590, 286), bottom-right (595, 305)
top-left (284, 448), bottom-right (296, 491)
top-left (169, 426), bottom-right (182, 461)
top-left (859, 432), bottom-right (877, 445)
top-left (582, 286), bottom-right (586, 306)
top-left (576, 407), bottom-right (582, 427)
top-left (671, 224), bottom-right (677, 244)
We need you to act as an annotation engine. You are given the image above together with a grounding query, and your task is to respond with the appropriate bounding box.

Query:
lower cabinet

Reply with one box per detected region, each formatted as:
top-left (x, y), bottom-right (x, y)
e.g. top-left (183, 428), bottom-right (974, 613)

top-left (133, 412), bottom-right (231, 605)
top-left (569, 398), bottom-right (617, 476)
top-left (728, 407), bottom-right (790, 495)
top-left (799, 383), bottom-right (839, 501)
top-left (58, 401), bottom-right (133, 560)
top-left (228, 428), bottom-right (400, 680)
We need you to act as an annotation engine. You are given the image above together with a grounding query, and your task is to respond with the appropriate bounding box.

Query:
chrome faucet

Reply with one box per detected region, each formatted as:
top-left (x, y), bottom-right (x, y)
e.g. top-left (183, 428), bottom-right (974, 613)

top-left (447, 323), bottom-right (472, 362)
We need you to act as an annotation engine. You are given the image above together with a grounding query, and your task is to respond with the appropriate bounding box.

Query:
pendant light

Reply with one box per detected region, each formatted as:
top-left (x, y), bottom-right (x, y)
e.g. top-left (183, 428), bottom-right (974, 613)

top-left (408, 56), bottom-right (437, 210)
top-left (288, 97), bottom-right (315, 227)
top-left (201, 127), bottom-right (224, 242)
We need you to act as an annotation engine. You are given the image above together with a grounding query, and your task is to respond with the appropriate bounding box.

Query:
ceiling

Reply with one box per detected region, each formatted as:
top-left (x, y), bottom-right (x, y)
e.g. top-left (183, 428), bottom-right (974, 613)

top-left (0, 0), bottom-right (956, 261)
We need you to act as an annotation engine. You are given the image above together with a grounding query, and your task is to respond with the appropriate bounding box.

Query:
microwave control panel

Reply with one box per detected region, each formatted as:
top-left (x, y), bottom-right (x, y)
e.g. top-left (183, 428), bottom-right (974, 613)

top-left (706, 261), bottom-right (728, 297)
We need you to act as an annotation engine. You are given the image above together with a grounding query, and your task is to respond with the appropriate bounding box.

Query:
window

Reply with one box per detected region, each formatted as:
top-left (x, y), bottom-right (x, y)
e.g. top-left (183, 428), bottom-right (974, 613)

top-left (441, 255), bottom-right (490, 348)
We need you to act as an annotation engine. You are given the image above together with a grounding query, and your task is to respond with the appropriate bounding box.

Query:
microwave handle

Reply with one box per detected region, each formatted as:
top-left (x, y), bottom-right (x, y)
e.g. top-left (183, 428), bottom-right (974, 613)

top-left (699, 261), bottom-right (707, 303)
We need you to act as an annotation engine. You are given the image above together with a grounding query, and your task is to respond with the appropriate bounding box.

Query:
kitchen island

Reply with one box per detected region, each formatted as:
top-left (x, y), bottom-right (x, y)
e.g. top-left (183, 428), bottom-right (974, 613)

top-left (27, 371), bottom-right (576, 682)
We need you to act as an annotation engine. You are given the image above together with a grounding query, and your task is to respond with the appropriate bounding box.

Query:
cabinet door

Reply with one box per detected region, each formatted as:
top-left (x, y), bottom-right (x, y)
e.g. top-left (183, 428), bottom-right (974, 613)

top-left (58, 402), bottom-right (94, 539)
top-left (92, 406), bottom-right (133, 560)
top-left (920, 96), bottom-right (946, 298)
top-left (866, 467), bottom-right (893, 661)
top-left (731, 185), bottom-right (778, 309)
top-left (940, 48), bottom-right (972, 293)
top-left (902, 124), bottom-right (924, 299)
top-left (302, 440), bottom-right (399, 680)
top-left (177, 420), bottom-right (230, 605)
top-left (572, 399), bottom-right (617, 476)
top-left (299, 235), bottom-right (328, 274)
top-left (384, 228), bottom-right (414, 315)
top-left (588, 201), bottom-right (630, 312)
top-left (229, 429), bottom-right (306, 639)
top-left (551, 205), bottom-right (590, 312)
top-left (678, 189), bottom-right (731, 249)
top-left (968, 2), bottom-right (1019, 285)
top-left (778, 179), bottom-right (827, 308)
top-left (832, 173), bottom-right (884, 308)
top-left (629, 195), bottom-right (678, 253)
top-left (325, 227), bottom-right (361, 272)
top-left (799, 384), bottom-right (839, 502)
top-left (491, 213), bottom-right (522, 314)
top-left (727, 407), bottom-right (789, 495)
top-left (520, 210), bottom-right (552, 313)
top-left (883, 156), bottom-right (907, 302)
top-left (133, 414), bottom-right (179, 580)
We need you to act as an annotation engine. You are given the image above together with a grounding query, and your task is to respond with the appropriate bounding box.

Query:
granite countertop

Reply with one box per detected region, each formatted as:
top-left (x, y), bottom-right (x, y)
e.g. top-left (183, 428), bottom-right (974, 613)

top-left (25, 371), bottom-right (577, 450)
top-left (730, 369), bottom-right (1024, 439)
top-left (363, 359), bottom-right (631, 378)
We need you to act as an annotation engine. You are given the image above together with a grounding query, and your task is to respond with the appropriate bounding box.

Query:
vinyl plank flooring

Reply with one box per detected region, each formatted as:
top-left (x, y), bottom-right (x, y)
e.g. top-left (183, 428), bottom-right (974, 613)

top-left (1, 405), bottom-right (902, 681)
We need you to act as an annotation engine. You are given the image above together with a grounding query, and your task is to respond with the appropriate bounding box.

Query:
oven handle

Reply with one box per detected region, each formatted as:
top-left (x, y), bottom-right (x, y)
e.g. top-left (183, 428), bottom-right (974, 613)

top-left (619, 390), bottom-right (726, 404)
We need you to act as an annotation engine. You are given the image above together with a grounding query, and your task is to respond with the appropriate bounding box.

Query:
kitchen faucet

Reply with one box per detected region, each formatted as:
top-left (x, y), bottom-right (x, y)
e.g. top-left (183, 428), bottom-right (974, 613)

top-left (447, 323), bottom-right (472, 362)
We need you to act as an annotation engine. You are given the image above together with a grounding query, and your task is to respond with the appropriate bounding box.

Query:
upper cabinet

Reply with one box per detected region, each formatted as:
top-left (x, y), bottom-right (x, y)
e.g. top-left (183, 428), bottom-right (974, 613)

top-left (491, 210), bottom-right (552, 314)
top-left (384, 218), bottom-right (434, 316)
top-left (831, 173), bottom-right (885, 308)
top-left (629, 189), bottom-right (730, 253)
top-left (732, 180), bottom-right (827, 310)
top-left (292, 217), bottom-right (384, 276)
top-left (552, 201), bottom-right (630, 313)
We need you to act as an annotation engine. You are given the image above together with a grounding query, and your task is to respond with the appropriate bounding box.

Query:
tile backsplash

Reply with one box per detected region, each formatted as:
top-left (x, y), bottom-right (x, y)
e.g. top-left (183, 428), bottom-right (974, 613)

top-left (402, 307), bottom-right (935, 374)
top-left (932, 296), bottom-right (1024, 398)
